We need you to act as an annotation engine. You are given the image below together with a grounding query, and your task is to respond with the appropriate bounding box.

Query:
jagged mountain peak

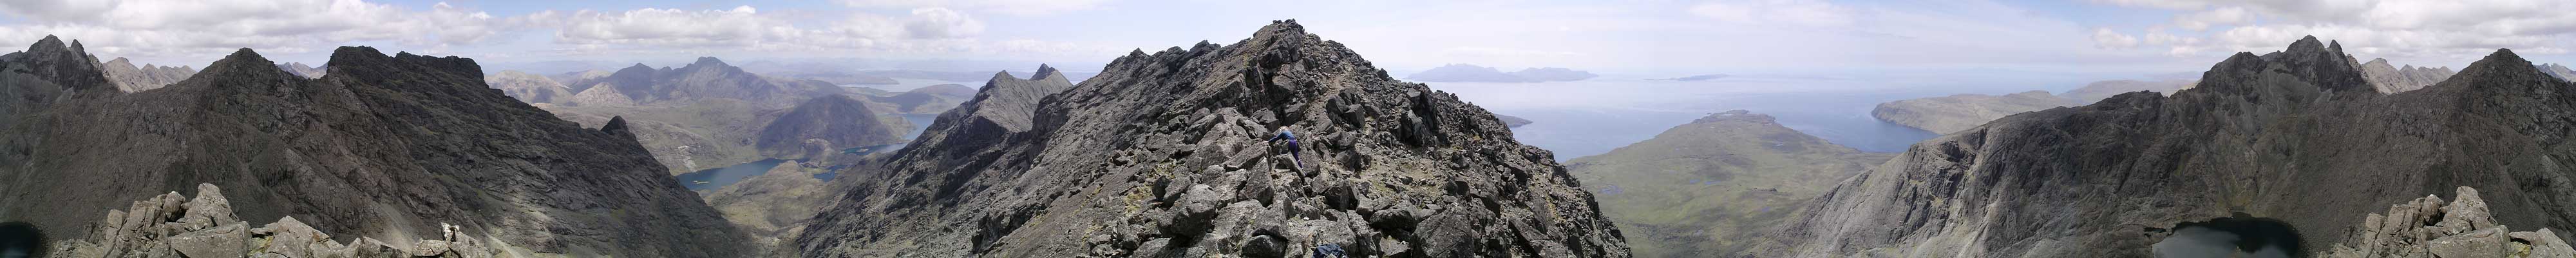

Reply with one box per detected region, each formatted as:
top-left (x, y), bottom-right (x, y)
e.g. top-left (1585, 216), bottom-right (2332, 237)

top-left (692, 56), bottom-right (730, 67)
top-left (203, 48), bottom-right (278, 74)
top-left (1032, 63), bottom-right (1060, 79)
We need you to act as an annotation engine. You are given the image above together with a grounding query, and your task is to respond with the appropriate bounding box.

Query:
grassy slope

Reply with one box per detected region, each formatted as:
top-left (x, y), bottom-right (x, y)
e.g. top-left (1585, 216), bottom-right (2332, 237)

top-left (1567, 110), bottom-right (1892, 257)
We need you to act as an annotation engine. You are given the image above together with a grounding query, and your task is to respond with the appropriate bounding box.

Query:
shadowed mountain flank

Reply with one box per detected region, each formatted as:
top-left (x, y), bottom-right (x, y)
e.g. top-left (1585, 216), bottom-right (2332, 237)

top-left (793, 20), bottom-right (1629, 257)
top-left (0, 37), bottom-right (748, 257)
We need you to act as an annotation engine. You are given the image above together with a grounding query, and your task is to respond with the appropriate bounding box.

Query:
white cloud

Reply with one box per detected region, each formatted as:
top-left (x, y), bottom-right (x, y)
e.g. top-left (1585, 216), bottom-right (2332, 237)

top-left (1687, 0), bottom-right (1853, 26)
top-left (902, 8), bottom-right (985, 39)
top-left (837, 0), bottom-right (1107, 16)
top-left (2094, 28), bottom-right (2140, 49)
top-left (0, 0), bottom-right (509, 59)
top-left (2098, 0), bottom-right (2576, 63)
top-left (2172, 6), bottom-right (2249, 30)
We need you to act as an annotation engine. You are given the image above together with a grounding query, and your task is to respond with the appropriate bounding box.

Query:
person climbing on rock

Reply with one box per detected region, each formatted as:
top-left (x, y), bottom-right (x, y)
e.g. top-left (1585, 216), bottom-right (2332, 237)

top-left (1273, 128), bottom-right (1302, 169)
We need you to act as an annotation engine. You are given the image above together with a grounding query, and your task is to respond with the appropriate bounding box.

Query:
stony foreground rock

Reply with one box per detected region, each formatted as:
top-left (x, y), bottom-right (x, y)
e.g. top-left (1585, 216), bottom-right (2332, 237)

top-left (48, 184), bottom-right (504, 257)
top-left (2322, 186), bottom-right (2575, 258)
top-left (793, 20), bottom-right (1629, 257)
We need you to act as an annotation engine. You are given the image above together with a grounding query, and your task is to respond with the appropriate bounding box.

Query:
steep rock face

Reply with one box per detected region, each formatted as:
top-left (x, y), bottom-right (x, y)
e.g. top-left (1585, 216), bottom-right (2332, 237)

top-left (1567, 110), bottom-right (1889, 257)
top-left (2361, 58), bottom-right (2456, 93)
top-left (48, 184), bottom-right (506, 258)
top-left (485, 70), bottom-right (574, 104)
top-left (2320, 186), bottom-right (2575, 258)
top-left (274, 62), bottom-right (324, 78)
top-left (755, 94), bottom-right (912, 160)
top-left (0, 39), bottom-right (748, 257)
top-left (1870, 90), bottom-right (2071, 134)
top-left (795, 20), bottom-right (1629, 257)
top-left (1765, 37), bottom-right (2576, 257)
top-left (99, 57), bottom-right (196, 92)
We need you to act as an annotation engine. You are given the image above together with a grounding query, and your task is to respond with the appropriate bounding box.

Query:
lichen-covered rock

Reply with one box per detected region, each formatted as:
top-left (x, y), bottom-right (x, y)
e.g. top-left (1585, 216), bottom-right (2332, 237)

top-left (50, 183), bottom-right (509, 257)
top-left (794, 20), bottom-right (1628, 257)
top-left (2324, 187), bottom-right (2575, 258)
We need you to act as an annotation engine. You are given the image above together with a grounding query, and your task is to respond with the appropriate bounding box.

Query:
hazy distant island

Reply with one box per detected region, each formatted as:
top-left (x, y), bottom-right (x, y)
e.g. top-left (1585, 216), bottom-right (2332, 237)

top-left (1650, 74), bottom-right (1729, 81)
top-left (1406, 63), bottom-right (1598, 83)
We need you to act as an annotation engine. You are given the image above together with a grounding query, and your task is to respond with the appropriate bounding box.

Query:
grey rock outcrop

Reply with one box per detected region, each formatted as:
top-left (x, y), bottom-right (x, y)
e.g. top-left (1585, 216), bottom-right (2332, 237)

top-left (2321, 186), bottom-right (2575, 258)
top-left (98, 57), bottom-right (194, 92)
top-left (2360, 57), bottom-right (2456, 93)
top-left (0, 36), bottom-right (748, 257)
top-left (1765, 36), bottom-right (2576, 257)
top-left (794, 20), bottom-right (1629, 257)
top-left (48, 184), bottom-right (505, 258)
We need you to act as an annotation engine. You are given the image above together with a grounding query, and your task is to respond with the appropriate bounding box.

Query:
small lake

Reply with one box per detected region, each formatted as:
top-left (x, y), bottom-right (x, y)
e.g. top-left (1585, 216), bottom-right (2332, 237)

top-left (676, 159), bottom-right (789, 191)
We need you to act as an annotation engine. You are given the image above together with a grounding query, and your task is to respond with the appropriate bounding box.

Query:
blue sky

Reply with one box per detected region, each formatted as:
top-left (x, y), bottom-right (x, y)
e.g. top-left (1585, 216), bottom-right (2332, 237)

top-left (3, 0), bottom-right (2573, 79)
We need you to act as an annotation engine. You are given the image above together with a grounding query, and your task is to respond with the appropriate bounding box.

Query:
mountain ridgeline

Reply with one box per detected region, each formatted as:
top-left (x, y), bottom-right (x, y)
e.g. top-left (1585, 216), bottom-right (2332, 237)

top-left (1765, 36), bottom-right (2576, 257)
top-left (793, 20), bottom-right (1629, 257)
top-left (0, 36), bottom-right (747, 257)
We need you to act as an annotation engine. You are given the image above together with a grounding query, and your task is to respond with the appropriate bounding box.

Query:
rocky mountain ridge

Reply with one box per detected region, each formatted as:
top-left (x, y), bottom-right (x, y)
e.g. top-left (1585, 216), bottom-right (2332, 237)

top-left (2360, 57), bottom-right (2456, 93)
top-left (793, 20), bottom-right (1629, 257)
top-left (0, 35), bottom-right (748, 257)
top-left (98, 57), bottom-right (194, 92)
top-left (1767, 36), bottom-right (2576, 257)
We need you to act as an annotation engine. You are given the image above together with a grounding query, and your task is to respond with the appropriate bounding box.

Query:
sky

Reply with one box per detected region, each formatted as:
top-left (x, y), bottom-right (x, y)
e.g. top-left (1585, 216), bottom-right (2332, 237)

top-left (2, 0), bottom-right (2574, 78)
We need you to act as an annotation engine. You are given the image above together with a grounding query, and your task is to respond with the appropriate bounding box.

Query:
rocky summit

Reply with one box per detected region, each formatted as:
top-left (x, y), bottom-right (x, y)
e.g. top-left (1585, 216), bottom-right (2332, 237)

top-left (48, 184), bottom-right (507, 257)
top-left (0, 37), bottom-right (748, 257)
top-left (1764, 36), bottom-right (2576, 257)
top-left (755, 94), bottom-right (912, 160)
top-left (2319, 186), bottom-right (2575, 257)
top-left (2360, 57), bottom-right (2456, 94)
top-left (793, 20), bottom-right (1629, 257)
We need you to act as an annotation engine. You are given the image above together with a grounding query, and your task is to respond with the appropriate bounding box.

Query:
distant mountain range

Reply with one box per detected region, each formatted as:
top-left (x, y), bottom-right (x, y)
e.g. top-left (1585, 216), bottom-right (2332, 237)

top-left (97, 57), bottom-right (192, 92)
top-left (1871, 79), bottom-right (2199, 134)
top-left (1406, 63), bottom-right (1598, 83)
